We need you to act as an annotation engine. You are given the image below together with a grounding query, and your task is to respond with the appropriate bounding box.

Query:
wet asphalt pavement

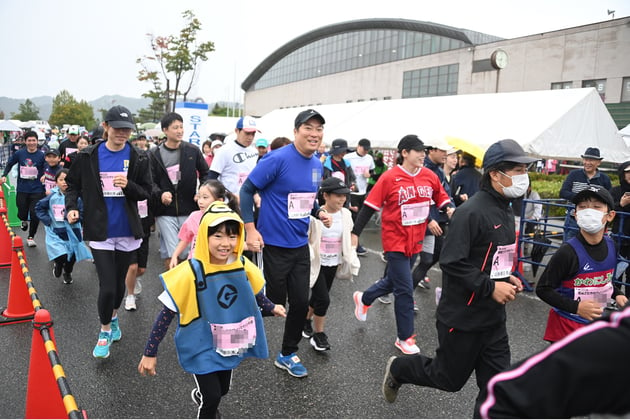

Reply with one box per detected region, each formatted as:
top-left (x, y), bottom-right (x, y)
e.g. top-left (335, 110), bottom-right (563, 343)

top-left (0, 221), bottom-right (551, 419)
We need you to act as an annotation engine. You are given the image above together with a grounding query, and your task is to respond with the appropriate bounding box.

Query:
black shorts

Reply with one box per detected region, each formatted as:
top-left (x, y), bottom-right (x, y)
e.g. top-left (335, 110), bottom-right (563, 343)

top-left (129, 235), bottom-right (149, 269)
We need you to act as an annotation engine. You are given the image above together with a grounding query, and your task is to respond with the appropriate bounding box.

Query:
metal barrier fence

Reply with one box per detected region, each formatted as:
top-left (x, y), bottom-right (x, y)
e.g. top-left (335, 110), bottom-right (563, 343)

top-left (514, 198), bottom-right (630, 294)
top-left (0, 198), bottom-right (85, 419)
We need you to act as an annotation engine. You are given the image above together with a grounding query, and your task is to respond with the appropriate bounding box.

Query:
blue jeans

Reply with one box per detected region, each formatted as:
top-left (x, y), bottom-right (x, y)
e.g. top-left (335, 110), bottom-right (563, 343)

top-left (362, 251), bottom-right (418, 341)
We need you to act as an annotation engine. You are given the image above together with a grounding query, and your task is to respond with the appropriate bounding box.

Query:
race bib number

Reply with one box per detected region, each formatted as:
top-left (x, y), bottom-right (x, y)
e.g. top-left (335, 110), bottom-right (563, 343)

top-left (575, 283), bottom-right (613, 309)
top-left (401, 202), bottom-right (429, 226)
top-left (137, 200), bottom-right (148, 218)
top-left (167, 164), bottom-right (181, 184)
top-left (20, 166), bottom-right (38, 180)
top-left (44, 178), bottom-right (56, 192)
top-left (210, 316), bottom-right (257, 357)
top-left (287, 192), bottom-right (316, 219)
top-left (100, 172), bottom-right (124, 197)
top-left (52, 204), bottom-right (65, 222)
top-left (490, 243), bottom-right (516, 279)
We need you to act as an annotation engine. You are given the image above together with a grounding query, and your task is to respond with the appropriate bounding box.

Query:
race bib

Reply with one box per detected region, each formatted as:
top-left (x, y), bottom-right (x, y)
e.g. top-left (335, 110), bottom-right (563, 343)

top-left (401, 202), bottom-right (429, 226)
top-left (331, 171), bottom-right (344, 181)
top-left (137, 200), bottom-right (148, 218)
top-left (100, 171), bottom-right (125, 197)
top-left (490, 243), bottom-right (516, 279)
top-left (52, 204), bottom-right (65, 222)
top-left (44, 178), bottom-right (56, 192)
top-left (210, 316), bottom-right (257, 357)
top-left (238, 172), bottom-right (250, 187)
top-left (287, 192), bottom-right (316, 219)
top-left (575, 283), bottom-right (613, 309)
top-left (20, 166), bottom-right (38, 180)
top-left (167, 164), bottom-right (181, 184)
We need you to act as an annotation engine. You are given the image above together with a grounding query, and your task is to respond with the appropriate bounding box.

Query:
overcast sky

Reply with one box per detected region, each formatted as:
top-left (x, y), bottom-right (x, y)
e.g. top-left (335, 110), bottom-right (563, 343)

top-left (1, 0), bottom-right (627, 104)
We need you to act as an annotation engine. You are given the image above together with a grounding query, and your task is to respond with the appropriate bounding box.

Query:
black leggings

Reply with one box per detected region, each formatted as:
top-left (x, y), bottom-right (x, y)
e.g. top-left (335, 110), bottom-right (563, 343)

top-left (309, 265), bottom-right (337, 316)
top-left (91, 248), bottom-right (133, 325)
top-left (16, 191), bottom-right (45, 238)
top-left (193, 370), bottom-right (232, 419)
top-left (54, 254), bottom-right (76, 274)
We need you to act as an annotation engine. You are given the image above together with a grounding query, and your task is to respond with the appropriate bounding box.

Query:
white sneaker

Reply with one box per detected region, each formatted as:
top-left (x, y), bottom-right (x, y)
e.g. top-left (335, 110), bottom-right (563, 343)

top-left (395, 336), bottom-right (420, 355)
top-left (26, 237), bottom-right (36, 247)
top-left (124, 295), bottom-right (137, 311)
top-left (353, 291), bottom-right (369, 321)
top-left (133, 278), bottom-right (142, 295)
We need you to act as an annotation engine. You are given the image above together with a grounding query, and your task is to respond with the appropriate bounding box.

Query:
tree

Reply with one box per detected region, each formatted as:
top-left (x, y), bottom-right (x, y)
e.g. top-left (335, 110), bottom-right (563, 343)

top-left (12, 99), bottom-right (40, 121)
top-left (48, 90), bottom-right (96, 129)
top-left (137, 10), bottom-right (215, 114)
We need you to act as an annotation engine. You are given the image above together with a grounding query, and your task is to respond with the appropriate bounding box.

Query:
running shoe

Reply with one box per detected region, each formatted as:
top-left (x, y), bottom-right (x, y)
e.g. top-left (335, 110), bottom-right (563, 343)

top-left (353, 291), bottom-right (369, 321)
top-left (92, 331), bottom-right (112, 358)
top-left (378, 294), bottom-right (392, 304)
top-left (274, 352), bottom-right (308, 378)
top-left (310, 332), bottom-right (331, 351)
top-left (302, 319), bottom-right (313, 338)
top-left (395, 336), bottom-right (420, 355)
top-left (20, 221), bottom-right (28, 231)
top-left (26, 237), bottom-right (36, 247)
top-left (53, 262), bottom-right (63, 278)
top-left (356, 245), bottom-right (368, 256)
top-left (111, 317), bottom-right (122, 342)
top-left (418, 276), bottom-right (431, 290)
top-left (382, 356), bottom-right (401, 403)
top-left (124, 295), bottom-right (137, 311)
top-left (62, 272), bottom-right (73, 284)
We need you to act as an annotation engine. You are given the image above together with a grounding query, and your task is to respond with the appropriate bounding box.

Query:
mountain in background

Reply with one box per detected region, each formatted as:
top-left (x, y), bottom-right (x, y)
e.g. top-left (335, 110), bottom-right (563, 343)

top-left (0, 95), bottom-right (240, 122)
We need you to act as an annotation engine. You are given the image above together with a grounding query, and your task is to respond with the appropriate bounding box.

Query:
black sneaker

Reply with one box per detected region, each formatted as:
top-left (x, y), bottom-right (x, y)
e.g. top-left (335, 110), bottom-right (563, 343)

top-left (418, 277), bottom-right (431, 290)
top-left (63, 272), bottom-right (73, 284)
top-left (53, 262), bottom-right (63, 278)
top-left (310, 332), bottom-right (331, 351)
top-left (21, 221), bottom-right (28, 231)
top-left (382, 356), bottom-right (401, 403)
top-left (302, 319), bottom-right (314, 338)
top-left (356, 245), bottom-right (368, 256)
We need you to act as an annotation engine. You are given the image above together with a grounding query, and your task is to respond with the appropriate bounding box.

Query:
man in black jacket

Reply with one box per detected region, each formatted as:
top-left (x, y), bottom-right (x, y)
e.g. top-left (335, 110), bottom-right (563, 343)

top-left (150, 112), bottom-right (209, 270)
top-left (382, 139), bottom-right (537, 417)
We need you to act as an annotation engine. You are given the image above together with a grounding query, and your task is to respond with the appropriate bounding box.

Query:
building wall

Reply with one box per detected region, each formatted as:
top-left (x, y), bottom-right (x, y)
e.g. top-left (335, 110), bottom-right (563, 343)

top-left (244, 17), bottom-right (630, 117)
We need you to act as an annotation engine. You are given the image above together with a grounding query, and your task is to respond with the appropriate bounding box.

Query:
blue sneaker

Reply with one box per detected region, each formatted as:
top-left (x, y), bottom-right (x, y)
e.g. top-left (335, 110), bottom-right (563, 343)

top-left (111, 318), bottom-right (122, 342)
top-left (93, 331), bottom-right (112, 358)
top-left (274, 352), bottom-right (308, 378)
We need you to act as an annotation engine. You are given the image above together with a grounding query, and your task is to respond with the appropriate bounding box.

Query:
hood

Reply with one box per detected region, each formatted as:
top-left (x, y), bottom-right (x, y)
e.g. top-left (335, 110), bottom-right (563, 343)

top-left (618, 161), bottom-right (630, 190)
top-left (193, 201), bottom-right (245, 267)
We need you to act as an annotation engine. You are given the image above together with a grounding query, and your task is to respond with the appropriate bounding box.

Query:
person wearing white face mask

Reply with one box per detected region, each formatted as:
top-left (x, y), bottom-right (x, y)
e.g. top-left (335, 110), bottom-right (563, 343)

top-left (381, 139), bottom-right (538, 416)
top-left (536, 185), bottom-right (628, 343)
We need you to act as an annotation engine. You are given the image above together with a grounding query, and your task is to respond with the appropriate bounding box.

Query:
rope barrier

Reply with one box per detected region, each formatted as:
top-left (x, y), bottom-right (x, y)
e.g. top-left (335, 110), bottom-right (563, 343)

top-left (1, 210), bottom-right (86, 419)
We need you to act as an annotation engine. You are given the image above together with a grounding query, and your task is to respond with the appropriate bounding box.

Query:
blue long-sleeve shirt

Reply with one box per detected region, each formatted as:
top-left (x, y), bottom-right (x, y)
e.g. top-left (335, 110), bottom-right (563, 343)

top-left (559, 168), bottom-right (612, 201)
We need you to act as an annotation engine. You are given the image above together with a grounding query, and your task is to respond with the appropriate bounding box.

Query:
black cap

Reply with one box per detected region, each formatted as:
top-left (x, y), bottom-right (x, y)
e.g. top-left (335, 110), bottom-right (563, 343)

top-left (294, 109), bottom-right (325, 129)
top-left (581, 147), bottom-right (603, 160)
top-left (45, 148), bottom-right (60, 156)
top-left (105, 105), bottom-right (136, 130)
top-left (397, 134), bottom-right (425, 152)
top-left (482, 139), bottom-right (538, 169)
top-left (320, 177), bottom-right (352, 194)
top-left (358, 138), bottom-right (371, 151)
top-left (330, 139), bottom-right (349, 155)
top-left (135, 132), bottom-right (147, 140)
top-left (572, 185), bottom-right (614, 209)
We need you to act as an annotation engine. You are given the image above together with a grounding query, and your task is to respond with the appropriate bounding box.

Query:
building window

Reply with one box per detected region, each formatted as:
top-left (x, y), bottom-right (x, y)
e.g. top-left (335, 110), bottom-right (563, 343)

top-left (402, 64), bottom-right (459, 98)
top-left (621, 77), bottom-right (630, 103)
top-left (551, 82), bottom-right (572, 90)
top-left (582, 79), bottom-right (606, 101)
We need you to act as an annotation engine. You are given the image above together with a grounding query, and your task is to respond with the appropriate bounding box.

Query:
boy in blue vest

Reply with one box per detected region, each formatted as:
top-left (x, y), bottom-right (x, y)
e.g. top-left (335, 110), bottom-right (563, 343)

top-left (138, 201), bottom-right (285, 418)
top-left (536, 185), bottom-right (628, 342)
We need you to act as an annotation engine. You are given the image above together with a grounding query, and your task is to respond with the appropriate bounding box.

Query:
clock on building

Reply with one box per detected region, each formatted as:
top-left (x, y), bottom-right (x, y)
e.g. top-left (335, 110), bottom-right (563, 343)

top-left (490, 49), bottom-right (509, 70)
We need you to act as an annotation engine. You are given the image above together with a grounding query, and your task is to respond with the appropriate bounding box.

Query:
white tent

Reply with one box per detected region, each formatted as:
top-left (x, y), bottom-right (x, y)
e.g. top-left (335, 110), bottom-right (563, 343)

top-left (258, 88), bottom-right (630, 163)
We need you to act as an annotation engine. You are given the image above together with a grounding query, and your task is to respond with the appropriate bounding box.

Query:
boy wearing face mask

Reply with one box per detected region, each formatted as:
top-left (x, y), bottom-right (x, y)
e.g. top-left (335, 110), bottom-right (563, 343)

top-left (536, 185), bottom-right (628, 343)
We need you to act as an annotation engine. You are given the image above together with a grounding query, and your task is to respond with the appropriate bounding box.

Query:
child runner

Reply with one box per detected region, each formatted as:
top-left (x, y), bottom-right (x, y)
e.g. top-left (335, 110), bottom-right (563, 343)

top-left (536, 185), bottom-right (628, 342)
top-left (41, 149), bottom-right (62, 195)
top-left (303, 177), bottom-right (359, 351)
top-left (169, 180), bottom-right (239, 269)
top-left (35, 169), bottom-right (92, 284)
top-left (138, 201), bottom-right (286, 418)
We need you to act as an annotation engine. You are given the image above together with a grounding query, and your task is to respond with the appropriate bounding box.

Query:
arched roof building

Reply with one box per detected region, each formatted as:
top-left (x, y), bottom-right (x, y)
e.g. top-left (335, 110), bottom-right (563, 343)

top-left (241, 17), bottom-right (630, 128)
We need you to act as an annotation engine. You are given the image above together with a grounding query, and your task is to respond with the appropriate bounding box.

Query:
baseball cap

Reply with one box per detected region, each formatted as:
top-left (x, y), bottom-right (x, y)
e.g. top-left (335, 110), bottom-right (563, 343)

top-left (45, 149), bottom-right (60, 156)
top-left (425, 137), bottom-right (451, 151)
top-left (358, 138), bottom-right (371, 151)
top-left (236, 116), bottom-right (260, 133)
top-left (320, 177), bottom-right (352, 195)
top-left (294, 109), bottom-right (325, 129)
top-left (581, 147), bottom-right (603, 160)
top-left (572, 185), bottom-right (614, 210)
top-left (482, 139), bottom-right (537, 169)
top-left (211, 139), bottom-right (223, 149)
top-left (330, 139), bottom-right (350, 155)
top-left (256, 138), bottom-right (268, 148)
top-left (69, 125), bottom-right (79, 135)
top-left (105, 105), bottom-right (136, 130)
top-left (135, 132), bottom-right (147, 140)
top-left (397, 135), bottom-right (425, 152)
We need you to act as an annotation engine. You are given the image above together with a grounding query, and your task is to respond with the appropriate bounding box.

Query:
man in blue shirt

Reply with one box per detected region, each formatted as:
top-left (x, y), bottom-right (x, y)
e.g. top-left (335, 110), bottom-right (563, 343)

top-left (240, 109), bottom-right (332, 378)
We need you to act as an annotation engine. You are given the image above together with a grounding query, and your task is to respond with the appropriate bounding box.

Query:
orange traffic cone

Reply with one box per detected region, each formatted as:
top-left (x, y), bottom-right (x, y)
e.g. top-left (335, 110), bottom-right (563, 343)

top-left (0, 206), bottom-right (11, 267)
top-left (25, 309), bottom-right (68, 419)
top-left (0, 236), bottom-right (35, 325)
